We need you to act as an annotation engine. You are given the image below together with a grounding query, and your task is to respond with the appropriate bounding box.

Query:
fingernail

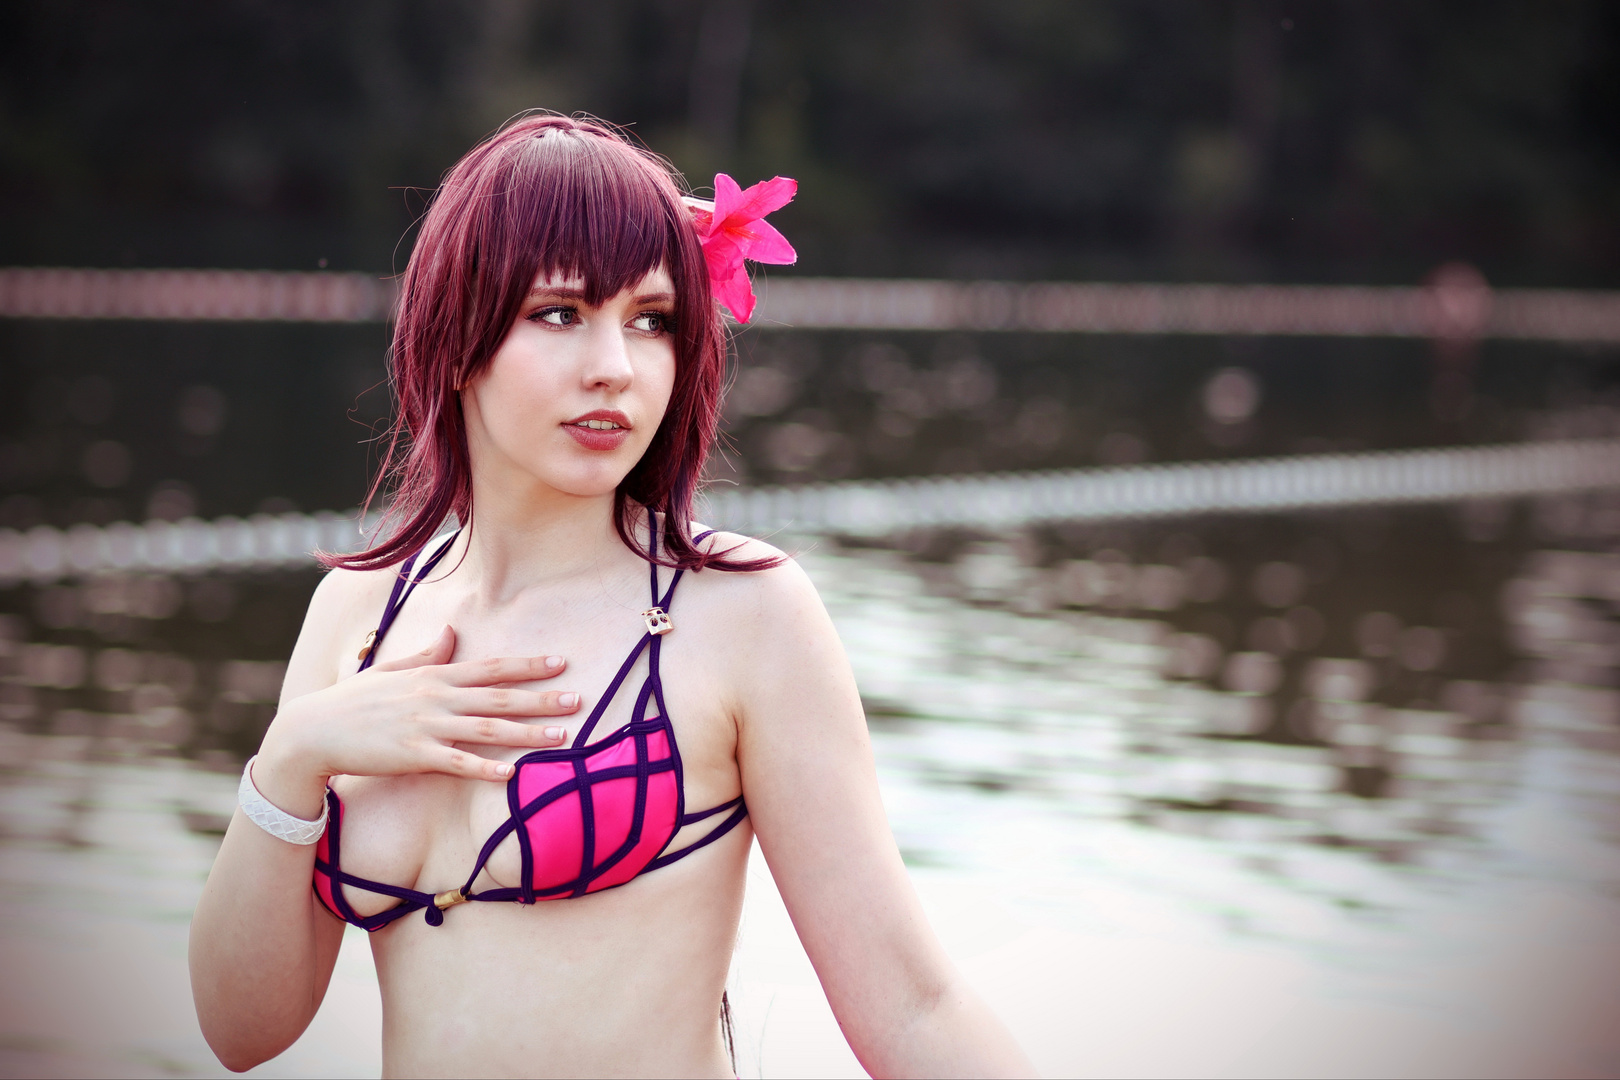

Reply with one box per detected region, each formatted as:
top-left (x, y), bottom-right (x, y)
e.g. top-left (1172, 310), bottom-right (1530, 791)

top-left (544, 726), bottom-right (565, 740)
top-left (560, 692), bottom-right (580, 708)
top-left (496, 762), bottom-right (514, 778)
top-left (545, 655), bottom-right (564, 669)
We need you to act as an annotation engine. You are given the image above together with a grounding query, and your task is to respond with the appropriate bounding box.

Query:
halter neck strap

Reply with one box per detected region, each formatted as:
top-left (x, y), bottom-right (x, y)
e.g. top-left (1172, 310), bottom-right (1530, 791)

top-left (357, 531), bottom-right (458, 672)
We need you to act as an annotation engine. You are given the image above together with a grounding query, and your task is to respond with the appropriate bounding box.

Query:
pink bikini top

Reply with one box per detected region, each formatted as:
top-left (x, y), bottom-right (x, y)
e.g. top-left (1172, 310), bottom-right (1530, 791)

top-left (312, 525), bottom-right (747, 930)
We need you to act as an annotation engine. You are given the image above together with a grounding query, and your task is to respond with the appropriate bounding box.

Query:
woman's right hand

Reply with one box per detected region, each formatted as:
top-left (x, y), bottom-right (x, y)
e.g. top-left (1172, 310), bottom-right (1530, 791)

top-left (251, 625), bottom-right (579, 817)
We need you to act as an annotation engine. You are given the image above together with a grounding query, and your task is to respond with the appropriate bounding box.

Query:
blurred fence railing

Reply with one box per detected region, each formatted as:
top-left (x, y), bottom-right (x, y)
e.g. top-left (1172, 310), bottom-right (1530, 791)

top-left (0, 511), bottom-right (368, 585)
top-left (751, 278), bottom-right (1620, 341)
top-left (0, 268), bottom-right (396, 322)
top-left (5, 439), bottom-right (1618, 583)
top-left (702, 438), bottom-right (1620, 536)
top-left (5, 268), bottom-right (1620, 341)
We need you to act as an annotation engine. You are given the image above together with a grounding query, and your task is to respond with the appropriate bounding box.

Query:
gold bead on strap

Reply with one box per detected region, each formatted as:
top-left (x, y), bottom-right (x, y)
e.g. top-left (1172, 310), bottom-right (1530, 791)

top-left (642, 607), bottom-right (674, 635)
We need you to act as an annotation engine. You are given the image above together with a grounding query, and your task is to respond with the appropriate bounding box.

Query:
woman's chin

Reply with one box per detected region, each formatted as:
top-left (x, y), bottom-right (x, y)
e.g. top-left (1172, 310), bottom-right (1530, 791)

top-left (492, 442), bottom-right (649, 503)
top-left (527, 465), bottom-right (634, 502)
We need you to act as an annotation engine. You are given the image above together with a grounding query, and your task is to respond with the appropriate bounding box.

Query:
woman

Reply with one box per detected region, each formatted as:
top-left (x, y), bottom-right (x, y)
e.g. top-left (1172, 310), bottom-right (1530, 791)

top-left (189, 113), bottom-right (1033, 1078)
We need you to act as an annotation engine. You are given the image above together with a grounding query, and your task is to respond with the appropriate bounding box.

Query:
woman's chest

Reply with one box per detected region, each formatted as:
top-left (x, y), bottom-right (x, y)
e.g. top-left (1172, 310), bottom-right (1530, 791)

top-left (328, 597), bottom-right (739, 913)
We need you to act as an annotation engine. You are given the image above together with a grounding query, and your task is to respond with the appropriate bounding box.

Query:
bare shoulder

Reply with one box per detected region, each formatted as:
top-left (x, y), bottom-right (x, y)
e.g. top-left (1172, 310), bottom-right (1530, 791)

top-left (306, 563), bottom-right (401, 628)
top-left (280, 564), bottom-right (400, 702)
top-left (308, 561), bottom-right (400, 622)
top-left (681, 529), bottom-right (860, 735)
top-left (683, 529), bottom-right (827, 635)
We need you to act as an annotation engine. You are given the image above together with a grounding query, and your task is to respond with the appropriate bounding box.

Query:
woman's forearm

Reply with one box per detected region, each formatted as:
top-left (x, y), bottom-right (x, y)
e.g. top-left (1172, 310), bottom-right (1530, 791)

top-left (188, 802), bottom-right (344, 1072)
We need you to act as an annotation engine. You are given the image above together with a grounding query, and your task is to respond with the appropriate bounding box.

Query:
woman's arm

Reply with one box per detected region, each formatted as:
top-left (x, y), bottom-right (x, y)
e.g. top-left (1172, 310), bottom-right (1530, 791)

top-left (728, 550), bottom-right (1036, 1078)
top-left (189, 570), bottom-right (364, 1071)
top-left (188, 570), bottom-right (579, 1071)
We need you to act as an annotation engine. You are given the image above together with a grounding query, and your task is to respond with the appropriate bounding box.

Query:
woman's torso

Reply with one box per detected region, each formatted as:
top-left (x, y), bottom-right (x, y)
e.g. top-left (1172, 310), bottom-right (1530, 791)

top-left (321, 534), bottom-right (752, 1077)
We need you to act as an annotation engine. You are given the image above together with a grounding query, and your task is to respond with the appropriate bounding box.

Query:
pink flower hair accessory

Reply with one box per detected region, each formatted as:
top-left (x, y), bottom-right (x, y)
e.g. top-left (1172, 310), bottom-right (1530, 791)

top-left (683, 173), bottom-right (797, 324)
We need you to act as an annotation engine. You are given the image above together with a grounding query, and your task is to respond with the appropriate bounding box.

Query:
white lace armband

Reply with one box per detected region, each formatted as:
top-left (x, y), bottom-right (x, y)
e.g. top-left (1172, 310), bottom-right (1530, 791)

top-left (238, 755), bottom-right (329, 846)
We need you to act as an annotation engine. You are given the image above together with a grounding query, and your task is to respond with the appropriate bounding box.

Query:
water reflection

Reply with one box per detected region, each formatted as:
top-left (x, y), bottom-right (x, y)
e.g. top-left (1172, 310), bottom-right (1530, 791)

top-left (800, 515), bottom-right (1617, 892)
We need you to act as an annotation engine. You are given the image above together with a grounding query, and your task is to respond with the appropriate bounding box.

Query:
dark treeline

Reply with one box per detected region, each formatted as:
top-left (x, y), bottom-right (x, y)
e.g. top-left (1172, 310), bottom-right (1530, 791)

top-left (2, 2), bottom-right (1619, 527)
top-left (2, 0), bottom-right (1617, 285)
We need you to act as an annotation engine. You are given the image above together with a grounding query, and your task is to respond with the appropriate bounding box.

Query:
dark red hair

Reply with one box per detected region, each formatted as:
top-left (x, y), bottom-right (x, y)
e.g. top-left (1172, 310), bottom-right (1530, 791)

top-left (324, 113), bottom-right (771, 574)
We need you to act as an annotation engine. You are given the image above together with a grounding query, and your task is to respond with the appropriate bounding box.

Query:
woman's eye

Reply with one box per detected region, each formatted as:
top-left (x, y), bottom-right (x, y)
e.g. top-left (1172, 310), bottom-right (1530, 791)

top-left (630, 312), bottom-right (669, 334)
top-left (532, 306), bottom-right (578, 326)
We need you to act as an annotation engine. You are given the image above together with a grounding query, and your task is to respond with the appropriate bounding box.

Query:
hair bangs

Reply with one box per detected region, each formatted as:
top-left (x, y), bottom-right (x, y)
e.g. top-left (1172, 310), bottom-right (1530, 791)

top-left (508, 128), bottom-right (678, 308)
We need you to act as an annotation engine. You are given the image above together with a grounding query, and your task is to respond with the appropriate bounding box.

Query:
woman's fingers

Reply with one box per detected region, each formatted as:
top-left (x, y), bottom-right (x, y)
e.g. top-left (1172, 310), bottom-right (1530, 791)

top-left (451, 687), bottom-right (581, 717)
top-left (371, 625), bottom-right (457, 672)
top-left (423, 721), bottom-right (566, 780)
top-left (429, 745), bottom-right (519, 782)
top-left (371, 640), bottom-right (569, 687)
top-left (448, 717), bottom-right (570, 748)
top-left (443, 654), bottom-right (567, 687)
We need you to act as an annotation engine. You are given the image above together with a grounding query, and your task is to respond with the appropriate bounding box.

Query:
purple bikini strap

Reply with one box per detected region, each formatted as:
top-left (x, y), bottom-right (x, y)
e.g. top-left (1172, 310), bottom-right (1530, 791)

top-left (571, 520), bottom-right (712, 746)
top-left (645, 798), bottom-right (749, 872)
top-left (316, 787), bottom-right (442, 929)
top-left (357, 531), bottom-right (459, 673)
top-left (570, 632), bottom-right (653, 748)
top-left (647, 517), bottom-right (661, 601)
top-left (646, 519), bottom-right (719, 607)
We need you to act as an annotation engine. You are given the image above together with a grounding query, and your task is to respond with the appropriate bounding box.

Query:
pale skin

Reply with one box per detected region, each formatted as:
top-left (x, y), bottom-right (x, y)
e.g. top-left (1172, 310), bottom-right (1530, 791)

top-left (188, 265), bottom-right (1035, 1078)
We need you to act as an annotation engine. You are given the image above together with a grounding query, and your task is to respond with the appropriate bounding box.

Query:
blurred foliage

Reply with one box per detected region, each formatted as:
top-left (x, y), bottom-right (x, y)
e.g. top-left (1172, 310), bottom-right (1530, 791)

top-left (1, 0), bottom-right (1616, 283)
top-left (3, 0), bottom-right (1619, 526)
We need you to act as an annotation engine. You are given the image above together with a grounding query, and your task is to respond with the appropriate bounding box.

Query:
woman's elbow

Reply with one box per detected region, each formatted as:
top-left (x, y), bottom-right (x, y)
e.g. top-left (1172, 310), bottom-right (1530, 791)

top-left (200, 1015), bottom-right (302, 1074)
top-left (214, 1044), bottom-right (272, 1074)
top-left (191, 965), bottom-right (311, 1072)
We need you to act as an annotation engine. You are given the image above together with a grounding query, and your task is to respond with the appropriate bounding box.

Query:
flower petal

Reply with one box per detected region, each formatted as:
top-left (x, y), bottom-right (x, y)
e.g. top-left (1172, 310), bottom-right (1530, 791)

top-left (738, 218), bottom-right (796, 265)
top-left (729, 176), bottom-right (798, 220)
top-left (700, 230), bottom-right (746, 273)
top-left (713, 265), bottom-right (757, 323)
top-left (710, 173), bottom-right (746, 228)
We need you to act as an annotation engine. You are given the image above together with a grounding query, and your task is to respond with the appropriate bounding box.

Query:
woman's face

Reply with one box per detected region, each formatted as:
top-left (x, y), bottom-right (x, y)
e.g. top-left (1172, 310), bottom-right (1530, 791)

top-left (463, 266), bottom-right (679, 502)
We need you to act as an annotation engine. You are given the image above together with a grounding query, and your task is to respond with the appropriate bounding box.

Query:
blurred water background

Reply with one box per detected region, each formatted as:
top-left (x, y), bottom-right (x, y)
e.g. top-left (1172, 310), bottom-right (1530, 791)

top-left (4, 3), bottom-right (1620, 1077)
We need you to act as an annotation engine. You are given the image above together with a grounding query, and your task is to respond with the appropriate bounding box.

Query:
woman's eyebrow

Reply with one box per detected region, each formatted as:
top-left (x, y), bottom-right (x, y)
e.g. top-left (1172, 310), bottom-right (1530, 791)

top-left (633, 291), bottom-right (675, 305)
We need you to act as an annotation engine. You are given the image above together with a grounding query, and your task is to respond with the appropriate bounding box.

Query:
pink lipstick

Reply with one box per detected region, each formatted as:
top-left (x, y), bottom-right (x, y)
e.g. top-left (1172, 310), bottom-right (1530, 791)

top-left (562, 409), bottom-right (632, 452)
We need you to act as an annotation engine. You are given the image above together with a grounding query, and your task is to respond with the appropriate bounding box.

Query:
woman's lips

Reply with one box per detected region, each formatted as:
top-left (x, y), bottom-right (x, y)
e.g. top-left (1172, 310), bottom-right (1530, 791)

top-left (562, 413), bottom-right (631, 452)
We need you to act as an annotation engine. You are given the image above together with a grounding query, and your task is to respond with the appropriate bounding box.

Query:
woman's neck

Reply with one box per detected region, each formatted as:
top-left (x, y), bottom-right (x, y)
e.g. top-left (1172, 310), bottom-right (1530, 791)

top-left (452, 484), bottom-right (636, 606)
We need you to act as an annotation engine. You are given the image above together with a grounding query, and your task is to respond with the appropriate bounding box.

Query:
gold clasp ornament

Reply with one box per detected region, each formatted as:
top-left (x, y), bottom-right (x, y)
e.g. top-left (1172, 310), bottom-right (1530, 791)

top-left (642, 607), bottom-right (674, 636)
top-left (434, 888), bottom-right (468, 910)
top-left (357, 629), bottom-right (377, 662)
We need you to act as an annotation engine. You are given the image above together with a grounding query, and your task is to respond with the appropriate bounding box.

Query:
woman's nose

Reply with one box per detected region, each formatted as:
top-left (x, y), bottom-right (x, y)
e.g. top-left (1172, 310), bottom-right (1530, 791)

top-left (580, 323), bottom-right (634, 391)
